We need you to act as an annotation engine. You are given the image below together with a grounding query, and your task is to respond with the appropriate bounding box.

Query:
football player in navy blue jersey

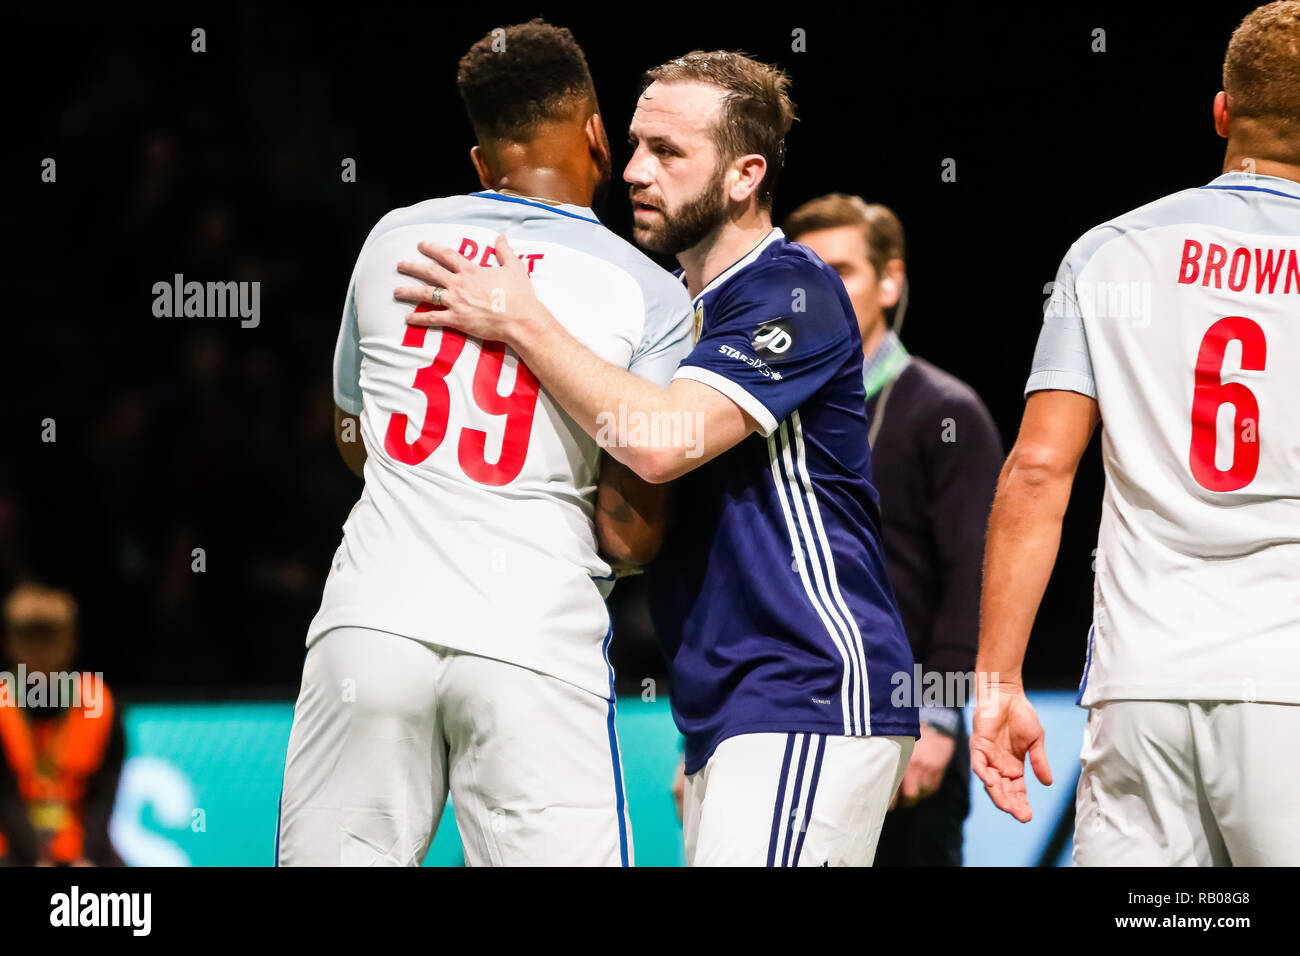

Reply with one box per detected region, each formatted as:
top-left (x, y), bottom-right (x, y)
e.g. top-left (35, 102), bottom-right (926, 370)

top-left (397, 50), bottom-right (920, 866)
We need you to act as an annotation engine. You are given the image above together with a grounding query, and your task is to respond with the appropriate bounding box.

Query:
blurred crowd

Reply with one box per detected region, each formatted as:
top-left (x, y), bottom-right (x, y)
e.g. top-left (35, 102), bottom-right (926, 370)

top-left (6, 33), bottom-right (665, 693)
top-left (8, 40), bottom-right (380, 689)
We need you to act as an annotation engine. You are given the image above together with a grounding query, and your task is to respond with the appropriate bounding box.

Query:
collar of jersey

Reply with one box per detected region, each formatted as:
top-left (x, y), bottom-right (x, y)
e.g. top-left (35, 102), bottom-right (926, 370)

top-left (469, 189), bottom-right (602, 224)
top-left (1201, 171), bottom-right (1300, 201)
top-left (686, 227), bottom-right (786, 304)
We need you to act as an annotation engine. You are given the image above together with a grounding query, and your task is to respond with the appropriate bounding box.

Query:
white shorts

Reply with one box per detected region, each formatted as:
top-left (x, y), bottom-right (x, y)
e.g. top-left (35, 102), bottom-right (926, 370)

top-left (276, 626), bottom-right (632, 866)
top-left (1074, 700), bottom-right (1300, 866)
top-left (683, 731), bottom-right (913, 867)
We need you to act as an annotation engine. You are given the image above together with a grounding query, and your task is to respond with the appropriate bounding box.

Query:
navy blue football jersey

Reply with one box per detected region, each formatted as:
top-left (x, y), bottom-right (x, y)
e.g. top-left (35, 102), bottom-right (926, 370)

top-left (648, 229), bottom-right (920, 774)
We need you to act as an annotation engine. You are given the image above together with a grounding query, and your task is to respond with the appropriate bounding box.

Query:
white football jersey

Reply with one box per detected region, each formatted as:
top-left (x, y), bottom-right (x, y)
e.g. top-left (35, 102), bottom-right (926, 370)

top-left (309, 191), bottom-right (694, 698)
top-left (1028, 172), bottom-right (1300, 706)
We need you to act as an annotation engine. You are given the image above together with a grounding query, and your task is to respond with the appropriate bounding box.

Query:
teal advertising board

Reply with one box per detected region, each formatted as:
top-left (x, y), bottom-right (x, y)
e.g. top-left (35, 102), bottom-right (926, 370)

top-left (112, 697), bottom-right (687, 867)
top-left (110, 693), bottom-right (1086, 866)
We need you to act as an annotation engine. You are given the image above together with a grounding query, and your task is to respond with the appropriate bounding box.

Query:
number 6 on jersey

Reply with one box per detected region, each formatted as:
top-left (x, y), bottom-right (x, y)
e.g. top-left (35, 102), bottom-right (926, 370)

top-left (1188, 315), bottom-right (1267, 493)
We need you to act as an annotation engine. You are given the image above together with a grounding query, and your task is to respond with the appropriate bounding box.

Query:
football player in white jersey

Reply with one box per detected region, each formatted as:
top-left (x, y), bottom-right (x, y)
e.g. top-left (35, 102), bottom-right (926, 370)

top-left (973, 1), bottom-right (1300, 865)
top-left (275, 20), bottom-right (693, 866)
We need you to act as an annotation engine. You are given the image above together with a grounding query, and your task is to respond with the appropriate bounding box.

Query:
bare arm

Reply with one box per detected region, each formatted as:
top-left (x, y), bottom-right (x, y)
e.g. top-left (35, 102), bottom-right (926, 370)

top-left (334, 405), bottom-right (366, 478)
top-left (509, 316), bottom-right (756, 483)
top-left (976, 389), bottom-right (1099, 684)
top-left (971, 388), bottom-right (1099, 822)
top-left (596, 454), bottom-right (671, 568)
top-left (395, 236), bottom-right (758, 484)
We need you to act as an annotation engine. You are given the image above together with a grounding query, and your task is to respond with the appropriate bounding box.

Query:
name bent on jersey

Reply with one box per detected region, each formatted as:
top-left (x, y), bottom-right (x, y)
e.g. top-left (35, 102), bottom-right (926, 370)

top-left (649, 229), bottom-right (921, 774)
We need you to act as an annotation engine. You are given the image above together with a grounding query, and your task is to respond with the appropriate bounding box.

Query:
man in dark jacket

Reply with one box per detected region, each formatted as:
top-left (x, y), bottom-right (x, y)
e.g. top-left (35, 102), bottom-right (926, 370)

top-left (787, 196), bottom-right (1002, 865)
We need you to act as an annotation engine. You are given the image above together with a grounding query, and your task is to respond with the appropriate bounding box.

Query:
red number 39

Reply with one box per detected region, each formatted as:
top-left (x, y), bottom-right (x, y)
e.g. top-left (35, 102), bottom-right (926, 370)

top-left (1188, 315), bottom-right (1267, 492)
top-left (383, 305), bottom-right (540, 487)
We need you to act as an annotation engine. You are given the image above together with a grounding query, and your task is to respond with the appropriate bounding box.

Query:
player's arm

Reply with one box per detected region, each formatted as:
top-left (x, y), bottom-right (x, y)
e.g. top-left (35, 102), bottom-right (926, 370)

top-left (396, 236), bottom-right (758, 483)
top-left (978, 388), bottom-right (1097, 682)
top-left (971, 388), bottom-right (1098, 822)
top-left (505, 330), bottom-right (756, 484)
top-left (334, 406), bottom-right (366, 478)
top-left (333, 259), bottom-right (366, 479)
top-left (595, 454), bottom-right (671, 568)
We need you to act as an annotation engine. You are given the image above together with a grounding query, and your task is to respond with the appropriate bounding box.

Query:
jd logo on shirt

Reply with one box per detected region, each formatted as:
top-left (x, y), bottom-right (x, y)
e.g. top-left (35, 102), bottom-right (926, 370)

top-left (752, 318), bottom-right (794, 357)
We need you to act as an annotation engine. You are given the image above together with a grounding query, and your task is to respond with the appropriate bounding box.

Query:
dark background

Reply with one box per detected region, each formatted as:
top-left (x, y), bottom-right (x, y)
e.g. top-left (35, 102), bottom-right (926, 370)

top-left (3, 2), bottom-right (1255, 696)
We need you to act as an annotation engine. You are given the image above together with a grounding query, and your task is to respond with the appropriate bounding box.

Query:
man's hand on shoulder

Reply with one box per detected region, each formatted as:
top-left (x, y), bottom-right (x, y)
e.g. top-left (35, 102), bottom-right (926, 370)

top-left (396, 234), bottom-right (545, 347)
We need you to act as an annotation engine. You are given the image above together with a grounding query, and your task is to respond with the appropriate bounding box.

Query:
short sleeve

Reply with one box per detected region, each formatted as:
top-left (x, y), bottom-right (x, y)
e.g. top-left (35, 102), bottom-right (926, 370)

top-left (628, 280), bottom-right (694, 387)
top-left (673, 261), bottom-right (854, 436)
top-left (1025, 248), bottom-right (1097, 399)
top-left (333, 262), bottom-right (364, 415)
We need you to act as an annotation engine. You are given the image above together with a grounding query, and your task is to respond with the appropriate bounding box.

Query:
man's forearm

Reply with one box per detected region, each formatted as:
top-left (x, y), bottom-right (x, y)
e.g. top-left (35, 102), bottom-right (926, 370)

top-left (397, 237), bottom-right (754, 482)
top-left (512, 310), bottom-right (674, 445)
top-left (976, 455), bottom-right (1075, 686)
top-left (510, 309), bottom-right (734, 483)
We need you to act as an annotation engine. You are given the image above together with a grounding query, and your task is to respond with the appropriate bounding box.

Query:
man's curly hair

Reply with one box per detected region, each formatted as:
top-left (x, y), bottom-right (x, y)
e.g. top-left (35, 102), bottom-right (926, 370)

top-left (457, 19), bottom-right (597, 140)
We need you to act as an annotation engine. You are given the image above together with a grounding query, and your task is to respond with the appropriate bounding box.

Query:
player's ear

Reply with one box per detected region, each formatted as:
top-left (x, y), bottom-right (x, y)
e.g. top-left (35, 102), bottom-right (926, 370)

top-left (585, 113), bottom-right (610, 166)
top-left (1213, 91), bottom-right (1231, 140)
top-left (729, 154), bottom-right (767, 204)
top-left (878, 259), bottom-right (905, 310)
top-left (469, 145), bottom-right (494, 190)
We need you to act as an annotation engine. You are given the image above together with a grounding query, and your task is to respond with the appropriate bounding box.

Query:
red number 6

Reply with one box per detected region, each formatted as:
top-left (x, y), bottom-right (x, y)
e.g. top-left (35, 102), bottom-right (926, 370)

top-left (1188, 315), bottom-right (1266, 492)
